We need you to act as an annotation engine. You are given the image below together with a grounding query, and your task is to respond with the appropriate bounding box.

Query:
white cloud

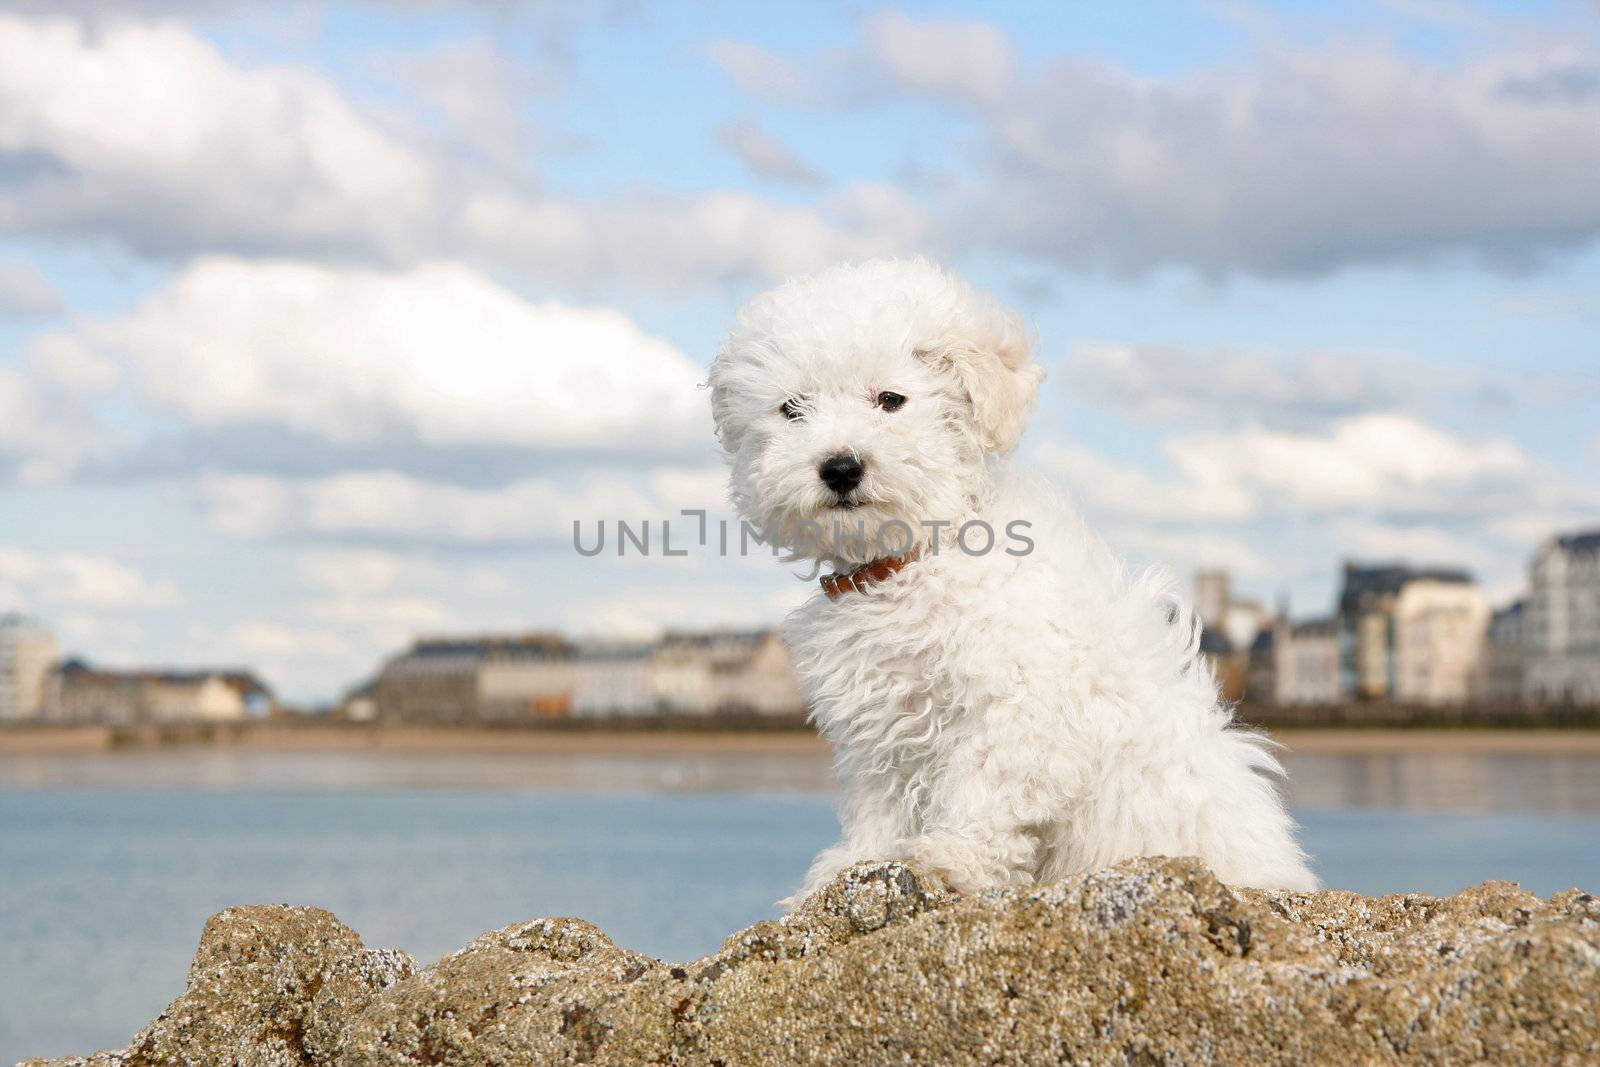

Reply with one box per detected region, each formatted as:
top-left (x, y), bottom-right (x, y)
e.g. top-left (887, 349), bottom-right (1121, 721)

top-left (293, 549), bottom-right (406, 597)
top-left (194, 465), bottom-right (727, 544)
top-left (458, 184), bottom-right (922, 292)
top-left (1040, 413), bottom-right (1537, 525)
top-left (0, 15), bottom-right (439, 260)
top-left (718, 14), bottom-right (1600, 275)
top-left (0, 547), bottom-right (184, 610)
top-left (706, 39), bottom-right (821, 103)
top-left (714, 118), bottom-right (823, 187)
top-left (1037, 412), bottom-right (1600, 600)
top-left (1100, 525), bottom-right (1278, 582)
top-left (1174, 414), bottom-right (1531, 516)
top-left (304, 594), bottom-right (451, 628)
top-left (1071, 342), bottom-right (1401, 423)
top-left (0, 260), bottom-right (62, 316)
top-left (66, 257), bottom-right (709, 454)
top-left (1328, 517), bottom-right (1496, 570)
top-left (1034, 441), bottom-right (1255, 523)
top-left (859, 11), bottom-right (1016, 105)
top-left (228, 621), bottom-right (320, 657)
top-left (966, 40), bottom-right (1600, 275)
top-left (367, 37), bottom-right (543, 171)
top-left (0, 0), bottom-right (627, 19)
top-left (567, 578), bottom-right (813, 642)
top-left (0, 14), bottom-right (917, 290)
top-left (1067, 340), bottom-right (1598, 431)
top-left (0, 335), bottom-right (116, 483)
top-left (708, 12), bottom-right (1015, 108)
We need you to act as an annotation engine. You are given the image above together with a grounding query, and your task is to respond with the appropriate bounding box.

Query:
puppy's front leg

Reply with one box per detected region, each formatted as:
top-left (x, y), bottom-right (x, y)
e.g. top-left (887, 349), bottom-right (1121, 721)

top-left (896, 825), bottom-right (1039, 895)
top-left (783, 777), bottom-right (912, 907)
top-left (895, 739), bottom-right (1052, 894)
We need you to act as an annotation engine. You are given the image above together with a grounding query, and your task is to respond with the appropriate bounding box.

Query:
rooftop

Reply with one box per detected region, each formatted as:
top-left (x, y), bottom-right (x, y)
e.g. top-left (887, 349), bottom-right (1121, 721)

top-left (56, 659), bottom-right (273, 697)
top-left (1554, 529), bottom-right (1600, 555)
top-left (1339, 561), bottom-right (1474, 613)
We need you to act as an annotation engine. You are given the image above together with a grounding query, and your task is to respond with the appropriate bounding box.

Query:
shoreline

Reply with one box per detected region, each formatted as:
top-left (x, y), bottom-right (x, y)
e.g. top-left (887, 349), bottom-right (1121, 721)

top-left (5, 721), bottom-right (1600, 757)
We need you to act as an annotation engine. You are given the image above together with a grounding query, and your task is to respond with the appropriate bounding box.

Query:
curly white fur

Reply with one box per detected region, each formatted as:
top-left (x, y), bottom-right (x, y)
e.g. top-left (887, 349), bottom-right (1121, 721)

top-left (709, 258), bottom-right (1316, 903)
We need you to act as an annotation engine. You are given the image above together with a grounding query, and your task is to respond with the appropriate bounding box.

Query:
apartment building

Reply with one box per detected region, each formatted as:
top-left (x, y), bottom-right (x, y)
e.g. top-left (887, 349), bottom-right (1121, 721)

top-left (0, 613), bottom-right (57, 721)
top-left (49, 660), bottom-right (273, 723)
top-left (1272, 618), bottom-right (1341, 706)
top-left (368, 628), bottom-right (805, 722)
top-left (1525, 530), bottom-right (1600, 705)
top-left (1337, 563), bottom-right (1478, 701)
top-left (1392, 578), bottom-right (1490, 706)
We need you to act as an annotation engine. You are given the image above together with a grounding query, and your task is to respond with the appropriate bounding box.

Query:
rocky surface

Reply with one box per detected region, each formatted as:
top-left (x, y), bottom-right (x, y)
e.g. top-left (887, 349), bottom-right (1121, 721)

top-left (22, 857), bottom-right (1600, 1066)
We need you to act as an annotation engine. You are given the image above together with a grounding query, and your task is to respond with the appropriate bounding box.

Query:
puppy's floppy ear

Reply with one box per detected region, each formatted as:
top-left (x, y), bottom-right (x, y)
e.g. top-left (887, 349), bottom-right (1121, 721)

top-left (919, 321), bottom-right (1045, 454)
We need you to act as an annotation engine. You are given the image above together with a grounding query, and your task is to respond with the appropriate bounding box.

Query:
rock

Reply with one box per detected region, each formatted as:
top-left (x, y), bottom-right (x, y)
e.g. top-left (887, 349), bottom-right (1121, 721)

top-left (22, 858), bottom-right (1600, 1066)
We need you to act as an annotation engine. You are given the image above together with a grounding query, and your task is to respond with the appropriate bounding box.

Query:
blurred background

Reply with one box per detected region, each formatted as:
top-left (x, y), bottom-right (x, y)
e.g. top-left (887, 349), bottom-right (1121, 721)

top-left (1, 0), bottom-right (1598, 1061)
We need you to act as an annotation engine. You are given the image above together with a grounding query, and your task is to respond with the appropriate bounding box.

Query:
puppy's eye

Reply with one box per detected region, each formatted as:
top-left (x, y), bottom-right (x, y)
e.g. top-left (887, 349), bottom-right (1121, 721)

top-left (875, 391), bottom-right (906, 413)
top-left (779, 399), bottom-right (803, 421)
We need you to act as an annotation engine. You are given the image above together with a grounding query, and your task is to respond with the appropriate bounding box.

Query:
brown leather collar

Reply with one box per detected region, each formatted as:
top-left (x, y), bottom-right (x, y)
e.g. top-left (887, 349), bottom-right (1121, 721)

top-left (821, 546), bottom-right (922, 601)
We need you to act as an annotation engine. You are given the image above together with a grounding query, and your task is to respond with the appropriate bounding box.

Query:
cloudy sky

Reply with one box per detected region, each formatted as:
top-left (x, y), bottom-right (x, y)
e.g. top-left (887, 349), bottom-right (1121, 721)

top-left (1, 0), bottom-right (1597, 702)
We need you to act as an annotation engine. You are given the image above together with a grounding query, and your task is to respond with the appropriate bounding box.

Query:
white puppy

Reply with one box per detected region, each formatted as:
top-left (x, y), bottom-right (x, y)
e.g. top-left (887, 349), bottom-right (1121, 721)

top-left (709, 258), bottom-right (1317, 902)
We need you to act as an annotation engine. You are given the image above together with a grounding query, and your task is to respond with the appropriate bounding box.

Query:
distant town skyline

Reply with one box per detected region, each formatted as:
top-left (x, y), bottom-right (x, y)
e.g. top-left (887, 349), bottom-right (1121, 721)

top-left (8, 526), bottom-right (1596, 718)
top-left (1, 1), bottom-right (1598, 702)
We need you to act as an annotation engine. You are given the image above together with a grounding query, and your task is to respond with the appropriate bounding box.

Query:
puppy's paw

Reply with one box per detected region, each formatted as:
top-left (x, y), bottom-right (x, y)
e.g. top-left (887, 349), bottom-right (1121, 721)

top-left (898, 838), bottom-right (1003, 896)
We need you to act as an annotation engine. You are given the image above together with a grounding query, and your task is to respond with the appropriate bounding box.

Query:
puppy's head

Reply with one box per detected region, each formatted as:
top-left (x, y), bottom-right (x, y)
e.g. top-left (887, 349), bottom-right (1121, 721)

top-left (709, 257), bottom-right (1043, 566)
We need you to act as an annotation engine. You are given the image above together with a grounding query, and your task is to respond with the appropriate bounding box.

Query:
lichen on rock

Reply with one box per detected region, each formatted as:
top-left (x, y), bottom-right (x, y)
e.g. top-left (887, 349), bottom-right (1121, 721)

top-left (21, 857), bottom-right (1600, 1066)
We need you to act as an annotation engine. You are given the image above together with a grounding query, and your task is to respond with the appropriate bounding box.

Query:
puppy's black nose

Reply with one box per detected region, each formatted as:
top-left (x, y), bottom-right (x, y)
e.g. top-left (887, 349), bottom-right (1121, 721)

top-left (818, 453), bottom-right (865, 495)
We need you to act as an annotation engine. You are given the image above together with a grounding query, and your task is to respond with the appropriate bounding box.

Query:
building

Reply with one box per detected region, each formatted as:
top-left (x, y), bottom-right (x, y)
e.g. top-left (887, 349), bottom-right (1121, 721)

top-left (704, 630), bottom-right (805, 715)
top-left (1199, 627), bottom-right (1246, 703)
top-left (1392, 578), bottom-right (1490, 706)
top-left (372, 639), bottom-right (482, 723)
top-left (0, 613), bottom-right (57, 721)
top-left (1244, 628), bottom-right (1276, 705)
top-left (1337, 562), bottom-right (1475, 701)
top-left (1190, 569), bottom-right (1269, 652)
top-left (1193, 569), bottom-right (1230, 631)
top-left (1272, 618), bottom-right (1341, 706)
top-left (338, 680), bottom-right (378, 722)
top-left (572, 643), bottom-right (656, 717)
top-left (368, 628), bottom-right (805, 722)
top-left (478, 635), bottom-right (575, 721)
top-left (1475, 600), bottom-right (1528, 705)
top-left (372, 634), bottom-right (572, 723)
top-left (652, 630), bottom-right (805, 716)
top-left (1192, 570), bottom-right (1273, 703)
top-left (48, 661), bottom-right (273, 723)
top-left (1525, 530), bottom-right (1600, 705)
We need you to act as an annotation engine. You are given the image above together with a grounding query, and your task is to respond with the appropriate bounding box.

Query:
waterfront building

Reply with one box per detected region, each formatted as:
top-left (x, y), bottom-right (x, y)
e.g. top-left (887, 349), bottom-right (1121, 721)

top-left (1272, 618), bottom-right (1342, 706)
top-left (1526, 529), bottom-right (1600, 705)
top-left (1198, 627), bottom-right (1246, 703)
top-left (1337, 562), bottom-right (1476, 701)
top-left (1392, 579), bottom-right (1490, 706)
top-left (1190, 569), bottom-right (1269, 653)
top-left (0, 613), bottom-right (57, 721)
top-left (49, 660), bottom-right (272, 723)
top-left (369, 628), bottom-right (806, 722)
top-left (478, 635), bottom-right (576, 721)
top-left (572, 642), bottom-right (656, 717)
top-left (1193, 569), bottom-right (1229, 631)
top-left (651, 630), bottom-right (805, 716)
top-left (1475, 600), bottom-right (1528, 706)
top-left (372, 633), bottom-right (572, 723)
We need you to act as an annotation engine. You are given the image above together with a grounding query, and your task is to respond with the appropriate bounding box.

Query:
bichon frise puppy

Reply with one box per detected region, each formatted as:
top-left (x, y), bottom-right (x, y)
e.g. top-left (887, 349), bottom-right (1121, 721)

top-left (709, 258), bottom-right (1316, 903)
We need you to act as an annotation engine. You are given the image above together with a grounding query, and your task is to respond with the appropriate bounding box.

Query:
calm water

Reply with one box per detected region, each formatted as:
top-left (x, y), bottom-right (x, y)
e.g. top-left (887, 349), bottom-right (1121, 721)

top-left (3, 748), bottom-right (1600, 1064)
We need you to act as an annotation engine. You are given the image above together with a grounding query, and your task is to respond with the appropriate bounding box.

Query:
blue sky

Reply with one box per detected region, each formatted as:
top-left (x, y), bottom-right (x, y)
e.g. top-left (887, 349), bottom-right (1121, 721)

top-left (1, 0), bottom-right (1597, 702)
